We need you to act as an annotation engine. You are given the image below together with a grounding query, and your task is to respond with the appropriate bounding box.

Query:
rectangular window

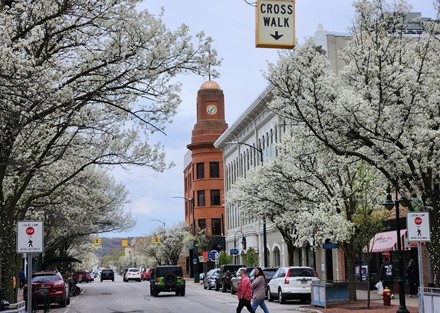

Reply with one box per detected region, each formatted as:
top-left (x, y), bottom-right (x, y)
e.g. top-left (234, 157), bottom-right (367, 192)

top-left (196, 163), bottom-right (204, 179)
top-left (198, 219), bottom-right (206, 231)
top-left (210, 189), bottom-right (221, 206)
top-left (197, 190), bottom-right (205, 206)
top-left (212, 218), bottom-right (221, 235)
top-left (209, 162), bottom-right (220, 178)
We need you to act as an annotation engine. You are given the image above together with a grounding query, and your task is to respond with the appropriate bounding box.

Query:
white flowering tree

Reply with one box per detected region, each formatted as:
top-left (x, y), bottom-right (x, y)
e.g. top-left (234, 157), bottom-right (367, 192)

top-left (143, 223), bottom-right (190, 266)
top-left (266, 0), bottom-right (440, 285)
top-left (0, 0), bottom-right (218, 300)
top-left (226, 128), bottom-right (383, 300)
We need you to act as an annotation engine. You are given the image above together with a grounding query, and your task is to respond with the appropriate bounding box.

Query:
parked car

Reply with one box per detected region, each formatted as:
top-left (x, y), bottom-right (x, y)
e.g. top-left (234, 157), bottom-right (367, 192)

top-left (100, 269), bottom-right (115, 282)
top-left (23, 271), bottom-right (70, 308)
top-left (203, 269), bottom-right (219, 290)
top-left (267, 266), bottom-right (319, 304)
top-left (150, 265), bottom-right (185, 296)
top-left (141, 268), bottom-right (151, 281)
top-left (123, 268), bottom-right (142, 282)
top-left (215, 264), bottom-right (245, 292)
top-left (249, 267), bottom-right (279, 296)
top-left (73, 271), bottom-right (94, 283)
top-left (230, 267), bottom-right (254, 294)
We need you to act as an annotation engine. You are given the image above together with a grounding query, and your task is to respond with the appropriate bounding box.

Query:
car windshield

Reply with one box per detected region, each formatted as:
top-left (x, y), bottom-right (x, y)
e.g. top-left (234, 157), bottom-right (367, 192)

top-left (289, 268), bottom-right (315, 277)
top-left (32, 275), bottom-right (59, 283)
top-left (157, 267), bottom-right (183, 276)
top-left (128, 269), bottom-right (139, 272)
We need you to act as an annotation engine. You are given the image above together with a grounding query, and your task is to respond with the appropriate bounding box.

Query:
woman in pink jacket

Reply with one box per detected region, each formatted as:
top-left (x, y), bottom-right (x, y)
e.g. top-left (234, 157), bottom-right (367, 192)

top-left (236, 268), bottom-right (255, 313)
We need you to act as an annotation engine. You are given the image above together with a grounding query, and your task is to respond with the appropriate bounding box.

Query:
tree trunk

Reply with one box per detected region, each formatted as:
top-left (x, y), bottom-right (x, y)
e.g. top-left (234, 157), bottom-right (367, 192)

top-left (342, 241), bottom-right (357, 301)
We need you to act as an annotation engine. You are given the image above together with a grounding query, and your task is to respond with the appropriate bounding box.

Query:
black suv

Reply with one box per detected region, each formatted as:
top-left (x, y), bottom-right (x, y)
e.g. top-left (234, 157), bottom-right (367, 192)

top-left (100, 269), bottom-right (114, 282)
top-left (150, 265), bottom-right (185, 296)
top-left (215, 264), bottom-right (244, 292)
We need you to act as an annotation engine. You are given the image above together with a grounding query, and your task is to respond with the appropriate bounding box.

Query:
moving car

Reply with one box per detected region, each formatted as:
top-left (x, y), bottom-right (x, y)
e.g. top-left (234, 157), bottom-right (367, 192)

top-left (150, 265), bottom-right (185, 296)
top-left (267, 266), bottom-right (319, 304)
top-left (230, 267), bottom-right (254, 295)
top-left (215, 264), bottom-right (245, 292)
top-left (73, 271), bottom-right (94, 283)
top-left (100, 269), bottom-right (115, 282)
top-left (23, 271), bottom-right (70, 308)
top-left (141, 268), bottom-right (151, 281)
top-left (123, 268), bottom-right (142, 282)
top-left (203, 269), bottom-right (219, 290)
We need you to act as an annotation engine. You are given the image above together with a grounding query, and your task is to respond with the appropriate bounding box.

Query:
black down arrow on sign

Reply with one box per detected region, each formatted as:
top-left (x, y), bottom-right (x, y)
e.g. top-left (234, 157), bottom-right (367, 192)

top-left (270, 31), bottom-right (284, 40)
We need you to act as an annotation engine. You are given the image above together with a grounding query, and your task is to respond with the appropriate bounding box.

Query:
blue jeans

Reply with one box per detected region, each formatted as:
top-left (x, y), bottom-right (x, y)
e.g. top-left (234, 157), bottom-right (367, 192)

top-left (252, 299), bottom-right (269, 313)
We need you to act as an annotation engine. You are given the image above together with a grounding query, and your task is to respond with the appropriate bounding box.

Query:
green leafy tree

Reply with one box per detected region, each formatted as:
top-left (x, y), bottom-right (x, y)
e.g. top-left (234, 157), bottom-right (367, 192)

top-left (218, 250), bottom-right (232, 266)
top-left (245, 247), bottom-right (258, 267)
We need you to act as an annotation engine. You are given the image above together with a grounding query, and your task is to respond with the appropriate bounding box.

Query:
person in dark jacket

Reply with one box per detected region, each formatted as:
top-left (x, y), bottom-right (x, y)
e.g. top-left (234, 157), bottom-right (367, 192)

top-left (19, 268), bottom-right (25, 289)
top-left (406, 259), bottom-right (419, 297)
top-left (380, 256), bottom-right (396, 298)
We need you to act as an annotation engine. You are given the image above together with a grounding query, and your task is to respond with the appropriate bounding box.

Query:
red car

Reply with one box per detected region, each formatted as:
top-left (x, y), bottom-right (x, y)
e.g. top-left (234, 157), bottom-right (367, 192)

top-left (141, 269), bottom-right (152, 281)
top-left (24, 271), bottom-right (70, 308)
top-left (73, 271), bottom-right (94, 283)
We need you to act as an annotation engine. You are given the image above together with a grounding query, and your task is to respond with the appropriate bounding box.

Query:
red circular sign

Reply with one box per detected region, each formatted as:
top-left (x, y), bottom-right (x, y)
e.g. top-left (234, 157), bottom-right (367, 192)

top-left (26, 227), bottom-right (35, 235)
top-left (414, 217), bottom-right (422, 225)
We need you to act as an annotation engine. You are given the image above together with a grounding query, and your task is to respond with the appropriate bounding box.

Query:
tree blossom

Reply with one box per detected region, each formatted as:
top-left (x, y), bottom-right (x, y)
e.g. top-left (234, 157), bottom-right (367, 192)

top-left (266, 0), bottom-right (440, 285)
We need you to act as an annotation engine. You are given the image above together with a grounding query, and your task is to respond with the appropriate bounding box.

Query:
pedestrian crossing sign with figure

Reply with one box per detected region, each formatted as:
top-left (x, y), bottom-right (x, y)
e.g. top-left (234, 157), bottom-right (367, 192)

top-left (407, 212), bottom-right (430, 242)
top-left (17, 221), bottom-right (44, 253)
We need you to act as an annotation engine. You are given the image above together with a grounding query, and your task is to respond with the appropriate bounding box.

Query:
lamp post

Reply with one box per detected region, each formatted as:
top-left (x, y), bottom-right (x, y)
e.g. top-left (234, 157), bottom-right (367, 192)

top-left (383, 187), bottom-right (409, 313)
top-left (173, 196), bottom-right (199, 283)
top-left (233, 230), bottom-right (246, 264)
top-left (150, 219), bottom-right (165, 227)
top-left (226, 141), bottom-right (268, 267)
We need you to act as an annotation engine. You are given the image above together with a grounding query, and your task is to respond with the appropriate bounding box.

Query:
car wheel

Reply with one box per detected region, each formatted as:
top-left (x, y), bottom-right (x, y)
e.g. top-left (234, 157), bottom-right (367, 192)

top-left (278, 289), bottom-right (286, 304)
top-left (230, 286), bottom-right (236, 295)
top-left (180, 289), bottom-right (185, 296)
top-left (203, 283), bottom-right (207, 290)
top-left (215, 281), bottom-right (219, 291)
top-left (267, 288), bottom-right (274, 302)
top-left (100, 279), bottom-right (103, 282)
top-left (60, 296), bottom-right (68, 307)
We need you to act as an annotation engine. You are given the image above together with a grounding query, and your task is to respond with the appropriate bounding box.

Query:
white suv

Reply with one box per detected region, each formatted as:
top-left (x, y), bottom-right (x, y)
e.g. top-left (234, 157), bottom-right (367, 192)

top-left (123, 268), bottom-right (142, 282)
top-left (267, 266), bottom-right (319, 304)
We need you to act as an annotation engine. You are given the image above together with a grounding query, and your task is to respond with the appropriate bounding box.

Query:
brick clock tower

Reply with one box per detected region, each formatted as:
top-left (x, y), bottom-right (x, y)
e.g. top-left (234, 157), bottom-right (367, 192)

top-left (184, 80), bottom-right (228, 278)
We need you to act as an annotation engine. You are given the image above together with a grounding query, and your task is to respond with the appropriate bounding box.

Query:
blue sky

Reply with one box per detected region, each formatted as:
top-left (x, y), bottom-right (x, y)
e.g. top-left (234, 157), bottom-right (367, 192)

top-left (107, 0), bottom-right (437, 238)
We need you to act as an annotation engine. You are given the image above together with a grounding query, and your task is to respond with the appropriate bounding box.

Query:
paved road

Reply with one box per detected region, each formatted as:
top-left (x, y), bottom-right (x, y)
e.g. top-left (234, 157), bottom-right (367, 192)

top-left (39, 275), bottom-right (310, 313)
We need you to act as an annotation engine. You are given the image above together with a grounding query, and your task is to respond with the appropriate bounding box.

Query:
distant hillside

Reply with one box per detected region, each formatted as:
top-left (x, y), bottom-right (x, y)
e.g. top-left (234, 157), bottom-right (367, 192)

top-left (97, 237), bottom-right (125, 259)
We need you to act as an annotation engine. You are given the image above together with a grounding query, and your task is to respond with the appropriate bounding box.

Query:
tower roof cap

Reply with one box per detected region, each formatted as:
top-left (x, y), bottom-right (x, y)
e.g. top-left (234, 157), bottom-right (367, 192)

top-left (199, 80), bottom-right (221, 90)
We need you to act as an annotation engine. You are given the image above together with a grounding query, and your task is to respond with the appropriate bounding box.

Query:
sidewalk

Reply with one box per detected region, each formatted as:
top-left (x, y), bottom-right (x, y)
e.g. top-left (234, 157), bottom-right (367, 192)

top-left (311, 289), bottom-right (419, 313)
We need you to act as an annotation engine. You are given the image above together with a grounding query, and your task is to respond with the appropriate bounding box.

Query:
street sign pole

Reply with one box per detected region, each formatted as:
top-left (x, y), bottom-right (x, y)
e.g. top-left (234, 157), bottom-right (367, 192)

top-left (26, 254), bottom-right (32, 313)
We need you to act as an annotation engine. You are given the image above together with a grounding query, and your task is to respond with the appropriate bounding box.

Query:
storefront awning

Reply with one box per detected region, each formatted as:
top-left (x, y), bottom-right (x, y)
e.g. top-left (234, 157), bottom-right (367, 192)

top-left (365, 229), bottom-right (409, 253)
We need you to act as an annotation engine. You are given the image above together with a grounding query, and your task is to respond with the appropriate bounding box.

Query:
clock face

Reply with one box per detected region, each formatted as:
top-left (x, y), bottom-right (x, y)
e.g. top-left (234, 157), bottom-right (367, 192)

top-left (206, 104), bottom-right (217, 115)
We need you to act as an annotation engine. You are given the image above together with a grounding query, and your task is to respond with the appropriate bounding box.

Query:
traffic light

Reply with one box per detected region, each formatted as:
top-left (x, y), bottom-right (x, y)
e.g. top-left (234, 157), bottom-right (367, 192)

top-left (151, 236), bottom-right (161, 245)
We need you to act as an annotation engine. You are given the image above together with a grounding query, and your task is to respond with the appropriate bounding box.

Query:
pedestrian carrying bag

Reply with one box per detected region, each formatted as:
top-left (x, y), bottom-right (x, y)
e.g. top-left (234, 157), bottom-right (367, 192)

top-left (375, 281), bottom-right (384, 296)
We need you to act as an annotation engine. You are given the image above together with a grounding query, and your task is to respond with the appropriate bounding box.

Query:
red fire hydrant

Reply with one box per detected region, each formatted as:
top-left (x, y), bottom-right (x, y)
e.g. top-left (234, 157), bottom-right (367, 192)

top-left (382, 286), bottom-right (391, 306)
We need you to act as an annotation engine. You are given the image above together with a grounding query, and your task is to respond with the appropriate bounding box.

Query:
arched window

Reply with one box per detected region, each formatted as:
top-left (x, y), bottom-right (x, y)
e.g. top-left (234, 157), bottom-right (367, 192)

top-left (273, 246), bottom-right (281, 267)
